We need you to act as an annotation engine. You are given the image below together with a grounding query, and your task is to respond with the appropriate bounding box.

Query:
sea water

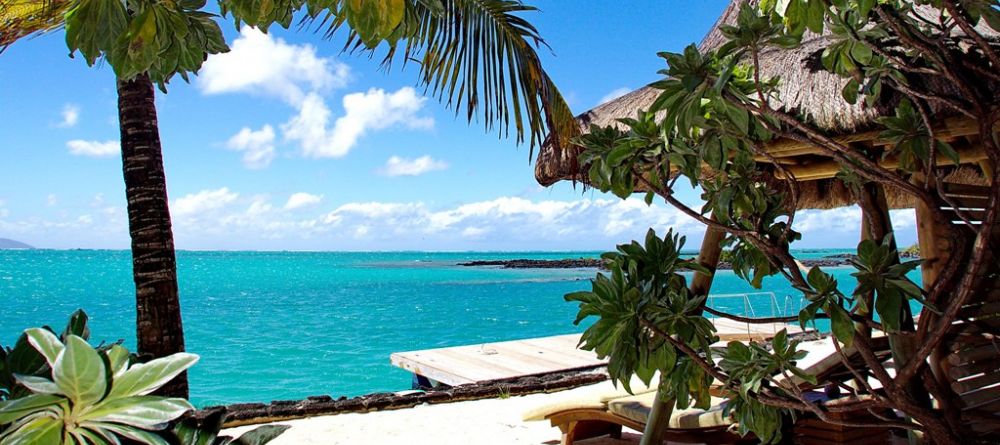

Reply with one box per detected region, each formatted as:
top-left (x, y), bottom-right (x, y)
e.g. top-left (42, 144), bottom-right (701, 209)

top-left (1, 249), bottom-right (902, 407)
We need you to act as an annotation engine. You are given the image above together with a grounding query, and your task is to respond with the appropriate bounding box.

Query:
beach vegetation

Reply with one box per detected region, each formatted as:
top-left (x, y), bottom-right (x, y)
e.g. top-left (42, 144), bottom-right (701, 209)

top-left (496, 384), bottom-right (512, 399)
top-left (0, 327), bottom-right (198, 443)
top-left (0, 311), bottom-right (288, 445)
top-left (566, 1), bottom-right (999, 444)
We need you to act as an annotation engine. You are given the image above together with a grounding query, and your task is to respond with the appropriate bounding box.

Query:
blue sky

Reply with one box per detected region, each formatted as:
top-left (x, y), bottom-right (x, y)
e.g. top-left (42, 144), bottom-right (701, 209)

top-left (0, 1), bottom-right (917, 251)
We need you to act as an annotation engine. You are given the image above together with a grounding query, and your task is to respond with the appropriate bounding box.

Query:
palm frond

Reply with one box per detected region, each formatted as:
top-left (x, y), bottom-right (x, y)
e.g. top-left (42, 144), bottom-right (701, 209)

top-left (323, 0), bottom-right (578, 155)
top-left (0, 0), bottom-right (70, 53)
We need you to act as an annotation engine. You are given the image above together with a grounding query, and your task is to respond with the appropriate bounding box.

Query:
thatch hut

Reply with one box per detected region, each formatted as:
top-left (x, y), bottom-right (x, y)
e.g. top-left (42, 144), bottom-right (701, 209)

top-left (534, 1), bottom-right (998, 442)
top-left (535, 3), bottom-right (992, 209)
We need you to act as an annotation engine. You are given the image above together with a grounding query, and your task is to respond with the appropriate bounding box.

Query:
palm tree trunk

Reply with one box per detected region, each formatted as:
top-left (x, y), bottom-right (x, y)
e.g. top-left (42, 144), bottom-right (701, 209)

top-left (117, 73), bottom-right (188, 398)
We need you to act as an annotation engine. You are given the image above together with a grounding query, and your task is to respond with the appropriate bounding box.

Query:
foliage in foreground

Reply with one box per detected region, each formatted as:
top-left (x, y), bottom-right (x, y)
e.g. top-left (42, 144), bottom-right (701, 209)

top-left (568, 1), bottom-right (999, 444)
top-left (0, 311), bottom-right (288, 445)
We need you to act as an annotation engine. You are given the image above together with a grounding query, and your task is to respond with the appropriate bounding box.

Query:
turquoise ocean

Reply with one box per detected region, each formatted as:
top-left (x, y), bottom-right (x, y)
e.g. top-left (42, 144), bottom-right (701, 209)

top-left (2, 249), bottom-right (887, 407)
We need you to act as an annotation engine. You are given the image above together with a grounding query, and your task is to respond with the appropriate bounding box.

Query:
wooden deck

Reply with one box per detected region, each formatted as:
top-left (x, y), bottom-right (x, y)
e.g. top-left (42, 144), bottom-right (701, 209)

top-left (390, 319), bottom-right (803, 387)
top-left (390, 334), bottom-right (603, 387)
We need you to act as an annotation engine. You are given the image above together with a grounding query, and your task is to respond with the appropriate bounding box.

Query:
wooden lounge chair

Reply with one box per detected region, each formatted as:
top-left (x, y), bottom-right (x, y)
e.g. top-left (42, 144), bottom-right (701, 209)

top-left (523, 389), bottom-right (750, 444)
top-left (523, 337), bottom-right (892, 445)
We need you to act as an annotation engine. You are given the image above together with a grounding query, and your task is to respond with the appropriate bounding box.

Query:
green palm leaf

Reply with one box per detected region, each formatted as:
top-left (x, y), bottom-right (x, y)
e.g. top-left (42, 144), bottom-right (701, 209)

top-left (326, 0), bottom-right (578, 153)
top-left (0, 0), bottom-right (70, 52)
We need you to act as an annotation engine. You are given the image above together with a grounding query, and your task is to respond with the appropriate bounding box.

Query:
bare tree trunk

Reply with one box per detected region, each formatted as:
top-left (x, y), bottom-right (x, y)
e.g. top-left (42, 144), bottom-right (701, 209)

top-left (117, 73), bottom-right (188, 398)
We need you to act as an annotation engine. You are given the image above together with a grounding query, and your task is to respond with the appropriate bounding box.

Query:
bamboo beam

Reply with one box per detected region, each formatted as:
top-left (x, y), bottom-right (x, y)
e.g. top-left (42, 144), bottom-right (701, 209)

top-left (776, 145), bottom-right (988, 181)
top-left (640, 222), bottom-right (726, 445)
top-left (761, 117), bottom-right (982, 158)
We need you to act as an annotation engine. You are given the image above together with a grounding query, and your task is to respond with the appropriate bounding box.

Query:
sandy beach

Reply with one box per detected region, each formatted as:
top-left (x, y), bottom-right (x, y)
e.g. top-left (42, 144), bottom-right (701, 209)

top-left (222, 383), bottom-right (645, 445)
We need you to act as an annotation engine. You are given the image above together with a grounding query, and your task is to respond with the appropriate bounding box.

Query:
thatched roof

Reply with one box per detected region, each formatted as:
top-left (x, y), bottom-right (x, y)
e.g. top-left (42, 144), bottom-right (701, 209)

top-left (534, 0), bottom-right (994, 210)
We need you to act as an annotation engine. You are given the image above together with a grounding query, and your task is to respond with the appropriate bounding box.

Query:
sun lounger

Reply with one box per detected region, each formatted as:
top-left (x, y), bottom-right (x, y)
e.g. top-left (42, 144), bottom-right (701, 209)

top-left (524, 336), bottom-right (892, 445)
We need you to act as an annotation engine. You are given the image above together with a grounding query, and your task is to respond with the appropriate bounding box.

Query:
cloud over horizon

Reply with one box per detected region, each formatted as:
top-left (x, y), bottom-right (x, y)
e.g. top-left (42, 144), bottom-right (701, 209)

top-left (1, 187), bottom-right (920, 251)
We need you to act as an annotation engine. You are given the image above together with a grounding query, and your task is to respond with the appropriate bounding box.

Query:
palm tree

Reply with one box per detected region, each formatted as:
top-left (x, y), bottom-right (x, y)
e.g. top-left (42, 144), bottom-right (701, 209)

top-left (2, 0), bottom-right (576, 399)
top-left (116, 73), bottom-right (189, 396)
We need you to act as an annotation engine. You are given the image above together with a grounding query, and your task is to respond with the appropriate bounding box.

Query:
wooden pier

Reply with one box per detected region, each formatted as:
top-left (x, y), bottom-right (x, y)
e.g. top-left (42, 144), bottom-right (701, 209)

top-left (390, 319), bottom-right (802, 387)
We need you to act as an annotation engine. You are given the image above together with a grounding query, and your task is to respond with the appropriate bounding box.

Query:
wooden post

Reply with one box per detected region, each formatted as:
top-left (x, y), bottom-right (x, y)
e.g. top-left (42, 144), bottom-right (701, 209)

top-left (640, 223), bottom-right (727, 445)
top-left (913, 175), bottom-right (952, 292)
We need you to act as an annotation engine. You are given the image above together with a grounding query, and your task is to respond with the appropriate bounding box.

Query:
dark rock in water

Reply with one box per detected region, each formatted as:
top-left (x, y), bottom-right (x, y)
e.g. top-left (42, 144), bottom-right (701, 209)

top-left (459, 258), bottom-right (605, 269)
top-left (0, 238), bottom-right (33, 249)
top-left (823, 253), bottom-right (856, 260)
top-left (461, 255), bottom-right (857, 271)
top-left (800, 258), bottom-right (853, 268)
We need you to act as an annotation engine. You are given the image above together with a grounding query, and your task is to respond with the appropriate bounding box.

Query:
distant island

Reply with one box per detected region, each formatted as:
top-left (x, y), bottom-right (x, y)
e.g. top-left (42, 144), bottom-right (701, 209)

top-left (0, 238), bottom-right (34, 249)
top-left (458, 258), bottom-right (604, 269)
top-left (457, 254), bottom-right (905, 270)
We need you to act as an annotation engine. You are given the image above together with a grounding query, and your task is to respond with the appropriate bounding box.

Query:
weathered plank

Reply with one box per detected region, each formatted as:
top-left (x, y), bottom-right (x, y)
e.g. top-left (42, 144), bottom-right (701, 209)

top-left (390, 334), bottom-right (605, 386)
top-left (391, 320), bottom-right (804, 387)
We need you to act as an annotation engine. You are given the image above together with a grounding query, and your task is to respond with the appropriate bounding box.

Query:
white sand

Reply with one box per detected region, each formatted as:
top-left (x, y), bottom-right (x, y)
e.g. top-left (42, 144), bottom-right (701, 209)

top-left (222, 383), bottom-right (643, 445)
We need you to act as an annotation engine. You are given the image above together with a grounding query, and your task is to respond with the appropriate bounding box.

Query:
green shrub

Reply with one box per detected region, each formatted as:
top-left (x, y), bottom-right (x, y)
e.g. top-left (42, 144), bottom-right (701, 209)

top-left (0, 311), bottom-right (288, 445)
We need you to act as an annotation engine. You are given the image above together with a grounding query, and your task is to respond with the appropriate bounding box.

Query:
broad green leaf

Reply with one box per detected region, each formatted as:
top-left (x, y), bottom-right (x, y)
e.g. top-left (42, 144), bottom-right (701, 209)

top-left (6, 333), bottom-right (49, 379)
top-left (12, 375), bottom-right (62, 396)
top-left (24, 328), bottom-right (63, 368)
top-left (772, 329), bottom-right (787, 353)
top-left (64, 0), bottom-right (129, 66)
top-left (53, 335), bottom-right (107, 406)
top-left (110, 353), bottom-right (199, 398)
top-left (842, 78), bottom-right (859, 105)
top-left (935, 140), bottom-right (961, 166)
top-left (104, 345), bottom-right (131, 379)
top-left (62, 309), bottom-right (91, 341)
top-left (75, 428), bottom-right (115, 445)
top-left (0, 414), bottom-right (63, 445)
top-left (887, 278), bottom-right (922, 300)
top-left (173, 409), bottom-right (225, 445)
top-left (87, 421), bottom-right (171, 445)
top-left (875, 291), bottom-right (902, 332)
top-left (0, 394), bottom-right (62, 424)
top-left (230, 425), bottom-right (292, 445)
top-left (82, 396), bottom-right (193, 428)
top-left (829, 306), bottom-right (854, 347)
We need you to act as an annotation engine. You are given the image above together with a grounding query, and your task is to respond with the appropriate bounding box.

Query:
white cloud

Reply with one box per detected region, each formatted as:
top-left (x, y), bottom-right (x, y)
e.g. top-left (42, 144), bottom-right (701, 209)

top-left (0, 186), bottom-right (923, 250)
top-left (199, 29), bottom-right (433, 163)
top-left (794, 207), bottom-right (863, 233)
top-left (67, 140), bottom-right (119, 157)
top-left (599, 87), bottom-right (631, 105)
top-left (284, 192), bottom-right (323, 210)
top-left (57, 104), bottom-right (80, 128)
top-left (284, 88), bottom-right (433, 158)
top-left (90, 194), bottom-right (105, 208)
top-left (46, 194), bottom-right (58, 207)
top-left (172, 188), bottom-right (239, 218)
top-left (461, 227), bottom-right (489, 238)
top-left (380, 155), bottom-right (449, 177)
top-left (226, 125), bottom-right (276, 169)
top-left (198, 28), bottom-right (349, 105)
